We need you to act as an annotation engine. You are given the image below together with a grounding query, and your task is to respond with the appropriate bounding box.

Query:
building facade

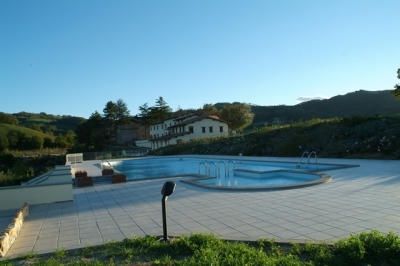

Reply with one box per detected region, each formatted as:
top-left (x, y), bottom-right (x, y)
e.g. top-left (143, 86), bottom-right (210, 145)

top-left (149, 113), bottom-right (229, 150)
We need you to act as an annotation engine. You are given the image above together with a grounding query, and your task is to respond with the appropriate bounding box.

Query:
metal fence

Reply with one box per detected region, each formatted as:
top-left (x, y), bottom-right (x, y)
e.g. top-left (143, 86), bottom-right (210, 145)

top-left (81, 149), bottom-right (148, 161)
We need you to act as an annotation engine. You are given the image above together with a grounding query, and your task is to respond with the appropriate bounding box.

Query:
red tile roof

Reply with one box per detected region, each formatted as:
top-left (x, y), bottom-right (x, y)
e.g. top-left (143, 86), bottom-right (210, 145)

top-left (168, 115), bottom-right (228, 129)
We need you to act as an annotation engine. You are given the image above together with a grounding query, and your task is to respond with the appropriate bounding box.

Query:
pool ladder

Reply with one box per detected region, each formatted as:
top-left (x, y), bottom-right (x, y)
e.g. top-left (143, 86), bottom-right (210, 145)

top-left (101, 159), bottom-right (113, 170)
top-left (198, 160), bottom-right (236, 179)
top-left (297, 151), bottom-right (318, 170)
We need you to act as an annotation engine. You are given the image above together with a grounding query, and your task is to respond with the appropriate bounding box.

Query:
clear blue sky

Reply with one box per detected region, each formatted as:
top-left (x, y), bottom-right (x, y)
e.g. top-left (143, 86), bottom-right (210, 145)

top-left (1, 0), bottom-right (399, 119)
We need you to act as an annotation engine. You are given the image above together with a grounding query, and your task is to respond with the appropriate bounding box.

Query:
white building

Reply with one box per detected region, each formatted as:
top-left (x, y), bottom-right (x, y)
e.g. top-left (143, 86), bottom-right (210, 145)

top-left (149, 113), bottom-right (229, 150)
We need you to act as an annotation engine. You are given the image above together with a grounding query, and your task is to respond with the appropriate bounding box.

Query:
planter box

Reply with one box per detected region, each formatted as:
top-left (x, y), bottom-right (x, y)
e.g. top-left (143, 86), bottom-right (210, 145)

top-left (111, 174), bottom-right (126, 184)
top-left (76, 177), bottom-right (93, 187)
top-left (75, 172), bottom-right (87, 178)
top-left (102, 169), bottom-right (114, 175)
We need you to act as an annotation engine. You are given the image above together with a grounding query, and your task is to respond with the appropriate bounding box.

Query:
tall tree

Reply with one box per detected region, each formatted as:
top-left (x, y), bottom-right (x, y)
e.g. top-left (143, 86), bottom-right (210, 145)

top-left (200, 103), bottom-right (219, 115)
top-left (103, 101), bottom-right (118, 139)
top-left (102, 99), bottom-right (131, 140)
top-left (219, 103), bottom-right (255, 133)
top-left (391, 68), bottom-right (400, 98)
top-left (149, 96), bottom-right (172, 121)
top-left (138, 103), bottom-right (151, 138)
top-left (115, 99), bottom-right (131, 125)
top-left (75, 111), bottom-right (104, 150)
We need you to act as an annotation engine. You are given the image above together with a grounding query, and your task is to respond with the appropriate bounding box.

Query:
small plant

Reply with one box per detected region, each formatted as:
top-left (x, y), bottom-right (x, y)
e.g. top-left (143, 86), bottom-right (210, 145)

top-left (82, 246), bottom-right (94, 258)
top-left (102, 168), bottom-right (114, 175)
top-left (74, 170), bottom-right (88, 178)
top-left (53, 248), bottom-right (67, 259)
top-left (20, 251), bottom-right (37, 259)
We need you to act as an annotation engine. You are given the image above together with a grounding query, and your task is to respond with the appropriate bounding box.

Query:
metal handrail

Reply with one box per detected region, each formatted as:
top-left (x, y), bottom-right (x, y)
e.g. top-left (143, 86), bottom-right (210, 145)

top-left (227, 160), bottom-right (236, 176)
top-left (298, 151), bottom-right (309, 168)
top-left (198, 162), bottom-right (208, 176)
top-left (101, 159), bottom-right (113, 170)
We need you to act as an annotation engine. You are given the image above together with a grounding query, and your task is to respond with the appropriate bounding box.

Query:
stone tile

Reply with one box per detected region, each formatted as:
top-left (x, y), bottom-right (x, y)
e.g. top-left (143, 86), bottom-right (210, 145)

top-left (58, 232), bottom-right (79, 242)
top-left (80, 237), bottom-right (104, 246)
top-left (101, 233), bottom-right (124, 242)
top-left (6, 247), bottom-right (34, 258)
top-left (57, 240), bottom-right (82, 250)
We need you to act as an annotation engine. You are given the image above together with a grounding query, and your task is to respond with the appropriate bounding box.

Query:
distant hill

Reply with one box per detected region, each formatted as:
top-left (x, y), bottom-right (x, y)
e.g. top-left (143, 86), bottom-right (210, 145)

top-left (217, 90), bottom-right (400, 127)
top-left (0, 112), bottom-right (85, 147)
top-left (12, 112), bottom-right (85, 134)
top-left (0, 123), bottom-right (55, 140)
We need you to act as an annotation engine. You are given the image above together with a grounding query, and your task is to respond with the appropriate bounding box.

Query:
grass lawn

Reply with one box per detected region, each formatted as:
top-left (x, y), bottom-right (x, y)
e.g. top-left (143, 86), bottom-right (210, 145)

top-left (1, 230), bottom-right (400, 265)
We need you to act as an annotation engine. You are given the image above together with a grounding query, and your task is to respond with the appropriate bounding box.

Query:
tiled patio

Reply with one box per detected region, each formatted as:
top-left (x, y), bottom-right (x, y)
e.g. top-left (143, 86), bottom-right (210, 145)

top-left (3, 156), bottom-right (400, 259)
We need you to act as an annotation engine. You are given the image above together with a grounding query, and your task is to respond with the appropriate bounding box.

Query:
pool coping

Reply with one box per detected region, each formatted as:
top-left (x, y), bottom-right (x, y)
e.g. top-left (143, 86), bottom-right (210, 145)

top-left (180, 170), bottom-right (332, 191)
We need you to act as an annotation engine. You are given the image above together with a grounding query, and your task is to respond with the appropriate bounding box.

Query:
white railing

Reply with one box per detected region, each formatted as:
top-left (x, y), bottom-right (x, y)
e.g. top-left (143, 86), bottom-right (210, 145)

top-left (66, 153), bottom-right (83, 164)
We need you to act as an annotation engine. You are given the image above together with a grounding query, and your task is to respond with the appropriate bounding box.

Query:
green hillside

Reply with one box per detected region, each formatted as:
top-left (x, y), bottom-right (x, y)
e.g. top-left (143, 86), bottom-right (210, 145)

top-left (0, 123), bottom-right (55, 140)
top-left (149, 114), bottom-right (400, 159)
top-left (14, 112), bottom-right (85, 133)
top-left (217, 90), bottom-right (400, 128)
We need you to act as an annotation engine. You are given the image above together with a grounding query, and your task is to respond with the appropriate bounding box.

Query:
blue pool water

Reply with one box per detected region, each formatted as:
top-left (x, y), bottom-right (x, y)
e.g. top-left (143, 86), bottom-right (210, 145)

top-left (199, 173), bottom-right (318, 187)
top-left (110, 157), bottom-right (350, 181)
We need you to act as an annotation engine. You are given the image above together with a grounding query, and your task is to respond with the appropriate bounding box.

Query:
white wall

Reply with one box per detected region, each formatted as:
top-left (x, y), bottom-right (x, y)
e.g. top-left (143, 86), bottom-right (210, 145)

top-left (0, 183), bottom-right (73, 211)
top-left (0, 166), bottom-right (74, 211)
top-left (151, 118), bottom-right (228, 149)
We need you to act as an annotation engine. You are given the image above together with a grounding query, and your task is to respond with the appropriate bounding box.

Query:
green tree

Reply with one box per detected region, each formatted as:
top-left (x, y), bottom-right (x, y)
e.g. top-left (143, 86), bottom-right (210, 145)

top-left (391, 68), bottom-right (400, 98)
top-left (6, 129), bottom-right (26, 150)
top-left (28, 136), bottom-right (43, 150)
top-left (219, 103), bottom-right (255, 133)
top-left (115, 99), bottom-right (131, 125)
top-left (0, 112), bottom-right (19, 125)
top-left (103, 101), bottom-right (118, 139)
top-left (64, 130), bottom-right (76, 148)
top-left (55, 130), bottom-right (75, 149)
top-left (102, 99), bottom-right (131, 140)
top-left (138, 103), bottom-right (152, 138)
top-left (75, 111), bottom-right (105, 151)
top-left (43, 137), bottom-right (54, 148)
top-left (27, 124), bottom-right (42, 132)
top-left (55, 134), bottom-right (68, 148)
top-left (0, 136), bottom-right (8, 152)
top-left (200, 104), bottom-right (219, 115)
top-left (149, 96), bottom-right (172, 121)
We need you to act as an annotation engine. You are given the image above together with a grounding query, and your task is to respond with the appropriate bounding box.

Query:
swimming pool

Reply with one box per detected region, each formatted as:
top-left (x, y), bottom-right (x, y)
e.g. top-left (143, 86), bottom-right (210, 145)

top-left (110, 156), bottom-right (355, 180)
top-left (180, 170), bottom-right (332, 191)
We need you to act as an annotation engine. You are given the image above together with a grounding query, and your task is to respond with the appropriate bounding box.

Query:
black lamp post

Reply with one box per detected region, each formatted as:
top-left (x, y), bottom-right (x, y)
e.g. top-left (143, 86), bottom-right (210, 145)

top-left (161, 181), bottom-right (176, 242)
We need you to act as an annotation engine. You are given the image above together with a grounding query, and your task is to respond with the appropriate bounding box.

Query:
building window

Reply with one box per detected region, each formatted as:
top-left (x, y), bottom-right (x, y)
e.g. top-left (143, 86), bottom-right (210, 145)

top-left (202, 127), bottom-right (206, 133)
top-left (209, 126), bottom-right (213, 133)
top-left (220, 126), bottom-right (223, 132)
top-left (165, 124), bottom-right (167, 128)
top-left (189, 126), bottom-right (193, 133)
top-left (157, 125), bottom-right (158, 130)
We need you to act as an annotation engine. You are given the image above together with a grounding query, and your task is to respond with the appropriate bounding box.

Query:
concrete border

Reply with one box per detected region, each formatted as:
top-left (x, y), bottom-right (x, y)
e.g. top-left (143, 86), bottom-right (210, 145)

top-left (180, 170), bottom-right (332, 191)
top-left (0, 203), bottom-right (29, 257)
